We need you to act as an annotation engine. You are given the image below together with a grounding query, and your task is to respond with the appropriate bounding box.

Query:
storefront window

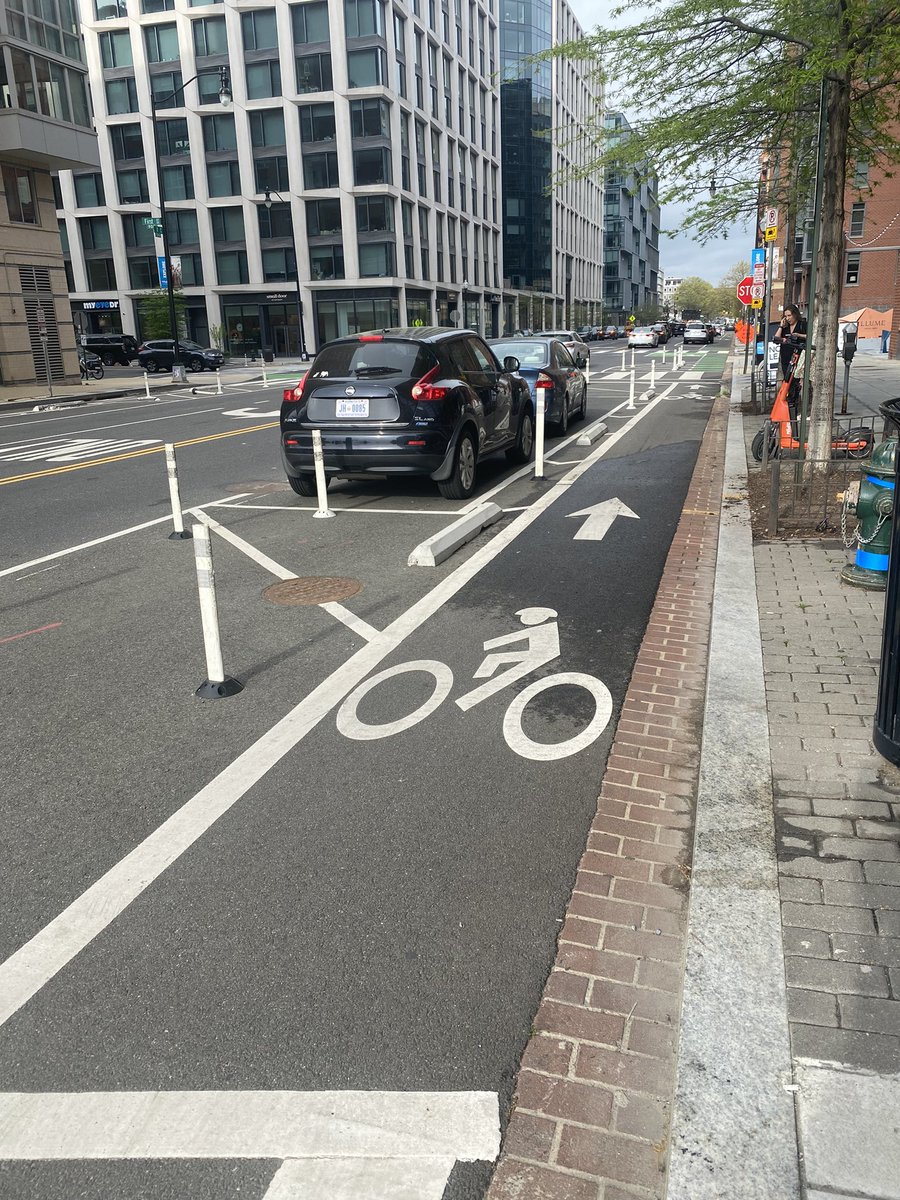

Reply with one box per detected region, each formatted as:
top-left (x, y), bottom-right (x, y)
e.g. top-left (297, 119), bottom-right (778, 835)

top-left (314, 295), bottom-right (399, 345)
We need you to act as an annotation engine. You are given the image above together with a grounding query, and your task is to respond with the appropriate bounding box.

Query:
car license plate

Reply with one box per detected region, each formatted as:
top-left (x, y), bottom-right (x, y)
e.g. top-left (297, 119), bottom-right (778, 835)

top-left (336, 399), bottom-right (369, 418)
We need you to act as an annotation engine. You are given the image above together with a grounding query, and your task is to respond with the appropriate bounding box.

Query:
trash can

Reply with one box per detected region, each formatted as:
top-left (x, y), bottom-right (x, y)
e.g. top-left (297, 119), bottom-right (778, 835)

top-left (262, 348), bottom-right (274, 363)
top-left (873, 396), bottom-right (900, 764)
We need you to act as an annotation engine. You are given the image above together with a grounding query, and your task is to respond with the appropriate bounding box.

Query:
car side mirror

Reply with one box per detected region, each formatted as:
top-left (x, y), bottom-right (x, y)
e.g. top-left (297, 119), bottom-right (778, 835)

top-left (503, 356), bottom-right (520, 372)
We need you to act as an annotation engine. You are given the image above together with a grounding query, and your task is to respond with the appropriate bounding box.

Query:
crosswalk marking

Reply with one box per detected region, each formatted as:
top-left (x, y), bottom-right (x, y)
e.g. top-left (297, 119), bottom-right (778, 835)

top-left (0, 437), bottom-right (161, 464)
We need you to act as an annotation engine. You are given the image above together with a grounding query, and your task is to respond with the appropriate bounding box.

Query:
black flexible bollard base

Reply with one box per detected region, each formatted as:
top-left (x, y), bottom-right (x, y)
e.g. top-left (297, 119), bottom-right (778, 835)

top-left (196, 676), bottom-right (244, 699)
top-left (168, 529), bottom-right (192, 541)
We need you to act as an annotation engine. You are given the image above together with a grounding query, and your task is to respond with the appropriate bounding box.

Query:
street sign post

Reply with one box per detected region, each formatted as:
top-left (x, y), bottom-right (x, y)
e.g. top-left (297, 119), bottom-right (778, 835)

top-left (764, 225), bottom-right (777, 242)
top-left (736, 276), bottom-right (754, 305)
top-left (750, 283), bottom-right (765, 301)
top-left (751, 298), bottom-right (763, 309)
top-left (763, 206), bottom-right (779, 228)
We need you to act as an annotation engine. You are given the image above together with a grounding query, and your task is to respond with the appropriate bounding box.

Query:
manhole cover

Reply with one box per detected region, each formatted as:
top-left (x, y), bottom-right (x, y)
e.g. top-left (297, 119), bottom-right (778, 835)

top-left (224, 480), bottom-right (291, 495)
top-left (263, 576), bottom-right (362, 605)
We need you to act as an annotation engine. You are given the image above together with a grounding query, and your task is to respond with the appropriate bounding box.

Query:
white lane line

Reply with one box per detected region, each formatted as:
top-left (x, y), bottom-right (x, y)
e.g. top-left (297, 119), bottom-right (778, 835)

top-left (193, 511), bottom-right (380, 642)
top-left (201, 502), bottom-right (455, 517)
top-left (14, 565), bottom-right (59, 581)
top-left (0, 1090), bottom-right (499, 1164)
top-left (0, 493), bottom-right (254, 581)
top-left (458, 398), bottom-right (632, 515)
top-left (0, 389), bottom-right (669, 1026)
top-left (264, 1157), bottom-right (456, 1199)
top-left (0, 406), bottom-right (232, 447)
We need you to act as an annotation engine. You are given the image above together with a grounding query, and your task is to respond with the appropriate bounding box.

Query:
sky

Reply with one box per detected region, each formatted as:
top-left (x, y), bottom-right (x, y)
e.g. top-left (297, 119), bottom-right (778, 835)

top-left (567, 0), bottom-right (752, 286)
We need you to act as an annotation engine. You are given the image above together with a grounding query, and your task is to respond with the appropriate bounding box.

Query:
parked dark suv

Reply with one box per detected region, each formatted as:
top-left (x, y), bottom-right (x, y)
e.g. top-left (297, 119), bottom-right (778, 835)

top-left (137, 339), bottom-right (225, 372)
top-left (281, 328), bottom-right (534, 499)
top-left (79, 334), bottom-right (137, 366)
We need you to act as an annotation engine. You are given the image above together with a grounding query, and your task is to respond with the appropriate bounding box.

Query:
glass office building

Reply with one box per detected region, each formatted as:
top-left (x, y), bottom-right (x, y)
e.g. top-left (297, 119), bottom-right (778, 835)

top-left (603, 111), bottom-right (660, 323)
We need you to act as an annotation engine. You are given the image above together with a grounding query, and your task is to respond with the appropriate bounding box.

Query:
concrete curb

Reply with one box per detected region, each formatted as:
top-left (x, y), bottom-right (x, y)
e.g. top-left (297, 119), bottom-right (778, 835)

top-left (0, 380), bottom-right (184, 413)
top-left (407, 503), bottom-right (503, 567)
top-left (575, 420), bottom-right (608, 447)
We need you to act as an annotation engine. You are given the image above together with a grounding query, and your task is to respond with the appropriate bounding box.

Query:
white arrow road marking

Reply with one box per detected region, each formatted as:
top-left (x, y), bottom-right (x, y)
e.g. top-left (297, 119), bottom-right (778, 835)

top-left (0, 1090), bottom-right (499, 1198)
top-left (222, 407), bottom-right (280, 417)
top-left (568, 497), bottom-right (640, 541)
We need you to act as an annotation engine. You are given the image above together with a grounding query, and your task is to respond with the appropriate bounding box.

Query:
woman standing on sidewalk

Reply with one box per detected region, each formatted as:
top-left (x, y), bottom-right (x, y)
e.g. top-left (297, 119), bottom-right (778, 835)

top-left (774, 304), bottom-right (807, 379)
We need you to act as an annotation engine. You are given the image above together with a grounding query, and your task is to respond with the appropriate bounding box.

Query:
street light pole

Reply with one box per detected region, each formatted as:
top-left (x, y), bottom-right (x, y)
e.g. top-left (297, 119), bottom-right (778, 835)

top-left (149, 65), bottom-right (231, 380)
top-left (262, 187), bottom-right (308, 360)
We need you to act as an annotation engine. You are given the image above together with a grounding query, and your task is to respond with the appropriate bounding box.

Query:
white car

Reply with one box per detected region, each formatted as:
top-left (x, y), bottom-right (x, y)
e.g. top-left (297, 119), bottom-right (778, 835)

top-left (627, 326), bottom-right (659, 348)
top-left (683, 322), bottom-right (710, 345)
top-left (541, 329), bottom-right (589, 368)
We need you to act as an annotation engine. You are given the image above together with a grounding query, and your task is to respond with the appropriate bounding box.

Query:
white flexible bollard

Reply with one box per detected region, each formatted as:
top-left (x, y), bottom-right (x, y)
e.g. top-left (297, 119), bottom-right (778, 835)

top-left (627, 366), bottom-right (636, 411)
top-left (621, 347), bottom-right (626, 370)
top-left (215, 368), bottom-right (223, 395)
top-left (143, 371), bottom-right (151, 399)
top-left (192, 523), bottom-right (243, 698)
top-left (534, 393), bottom-right (546, 480)
top-left (164, 443), bottom-right (191, 540)
top-left (662, 341), bottom-right (667, 365)
top-left (262, 363), bottom-right (269, 388)
top-left (311, 429), bottom-right (334, 518)
top-left (630, 347), bottom-right (635, 374)
top-left (649, 358), bottom-right (656, 393)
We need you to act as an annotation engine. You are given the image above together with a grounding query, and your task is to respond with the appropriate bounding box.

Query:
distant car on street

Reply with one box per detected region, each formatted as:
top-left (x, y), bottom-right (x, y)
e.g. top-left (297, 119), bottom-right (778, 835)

top-left (489, 336), bottom-right (587, 437)
top-left (683, 322), bottom-right (710, 346)
top-left (137, 339), bottom-right (225, 372)
top-left (651, 323), bottom-right (670, 344)
top-left (280, 327), bottom-right (534, 500)
top-left (627, 326), bottom-right (659, 348)
top-left (603, 325), bottom-right (619, 340)
top-left (540, 329), bottom-right (590, 368)
top-left (79, 334), bottom-right (135, 367)
top-left (616, 325), bottom-right (626, 337)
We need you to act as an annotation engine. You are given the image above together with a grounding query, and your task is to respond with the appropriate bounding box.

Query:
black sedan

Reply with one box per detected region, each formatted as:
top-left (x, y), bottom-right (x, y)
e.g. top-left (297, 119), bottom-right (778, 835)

top-left (137, 339), bottom-right (225, 372)
top-left (489, 337), bottom-right (587, 437)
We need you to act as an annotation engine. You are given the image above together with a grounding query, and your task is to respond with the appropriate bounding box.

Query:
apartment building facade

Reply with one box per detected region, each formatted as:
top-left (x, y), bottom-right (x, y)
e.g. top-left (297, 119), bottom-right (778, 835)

top-left (603, 111), bottom-right (660, 323)
top-left (57, 0), bottom-right (505, 356)
top-left (498, 0), bottom-right (603, 332)
top-left (0, 0), bottom-right (98, 385)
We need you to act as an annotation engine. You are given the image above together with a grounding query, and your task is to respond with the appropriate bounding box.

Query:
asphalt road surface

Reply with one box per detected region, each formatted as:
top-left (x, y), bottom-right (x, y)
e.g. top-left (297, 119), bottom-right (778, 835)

top-left (0, 336), bottom-right (728, 1199)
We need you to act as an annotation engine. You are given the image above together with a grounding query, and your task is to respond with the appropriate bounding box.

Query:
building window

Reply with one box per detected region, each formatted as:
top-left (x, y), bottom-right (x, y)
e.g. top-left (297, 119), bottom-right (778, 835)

top-left (853, 161), bottom-right (869, 188)
top-left (150, 71), bottom-right (183, 108)
top-left (58, 219), bottom-right (69, 252)
top-left (211, 206), bottom-right (245, 241)
top-left (193, 16), bottom-right (227, 56)
top-left (198, 70), bottom-right (228, 103)
top-left (258, 202), bottom-right (292, 238)
top-left (141, 0), bottom-right (174, 12)
top-left (110, 122), bottom-right (144, 160)
top-left (167, 210), bottom-right (199, 243)
top-left (105, 76), bottom-right (138, 114)
top-left (3, 165), bottom-right (38, 224)
top-left (309, 243), bottom-right (344, 280)
top-left (88, 258), bottom-right (117, 289)
top-left (358, 241), bottom-right (395, 276)
top-left (353, 146), bottom-right (391, 185)
top-left (291, 0), bottom-right (329, 41)
top-left (298, 103), bottom-right (335, 143)
top-left (207, 160), bottom-right (241, 195)
top-left (203, 112), bottom-right (236, 152)
top-left (356, 194), bottom-right (393, 232)
top-left (246, 59), bottom-right (281, 99)
top-left (117, 168), bottom-right (149, 204)
top-left (123, 213), bottom-right (155, 247)
top-left (295, 53), bottom-right (332, 92)
top-left (145, 24), bottom-right (179, 63)
top-left (350, 97), bottom-right (389, 137)
top-left (73, 172), bottom-right (105, 207)
top-left (347, 47), bottom-right (388, 87)
top-left (79, 215), bottom-right (111, 249)
top-left (250, 107), bottom-right (287, 146)
top-left (162, 164), bottom-right (194, 200)
top-left (344, 0), bottom-right (384, 37)
top-left (305, 196), bottom-right (341, 235)
top-left (216, 250), bottom-right (249, 284)
top-left (846, 252), bottom-right (860, 285)
top-left (303, 151), bottom-right (339, 188)
top-left (179, 252), bottom-right (203, 285)
top-left (242, 9), bottom-right (278, 49)
top-left (254, 156), bottom-right (289, 192)
top-left (849, 202), bottom-right (865, 238)
top-left (99, 29), bottom-right (133, 68)
top-left (189, 0), bottom-right (223, 7)
top-left (94, 0), bottom-right (128, 18)
top-left (262, 247), bottom-right (297, 281)
top-left (156, 117), bottom-right (190, 155)
top-left (128, 256), bottom-right (157, 288)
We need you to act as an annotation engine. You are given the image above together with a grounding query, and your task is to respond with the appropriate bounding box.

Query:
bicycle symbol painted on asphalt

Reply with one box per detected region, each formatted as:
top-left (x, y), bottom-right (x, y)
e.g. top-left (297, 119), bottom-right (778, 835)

top-left (336, 607), bottom-right (612, 761)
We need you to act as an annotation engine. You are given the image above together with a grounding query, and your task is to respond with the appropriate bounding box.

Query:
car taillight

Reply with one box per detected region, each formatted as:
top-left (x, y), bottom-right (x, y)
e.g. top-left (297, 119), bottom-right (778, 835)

top-left (358, 334), bottom-right (383, 342)
top-left (535, 373), bottom-right (553, 389)
top-left (412, 365), bottom-right (447, 401)
top-left (282, 369), bottom-right (309, 405)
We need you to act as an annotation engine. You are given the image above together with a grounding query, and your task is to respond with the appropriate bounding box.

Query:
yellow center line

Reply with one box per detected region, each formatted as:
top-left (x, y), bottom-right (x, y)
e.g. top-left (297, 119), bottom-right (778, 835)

top-left (0, 421), bottom-right (278, 488)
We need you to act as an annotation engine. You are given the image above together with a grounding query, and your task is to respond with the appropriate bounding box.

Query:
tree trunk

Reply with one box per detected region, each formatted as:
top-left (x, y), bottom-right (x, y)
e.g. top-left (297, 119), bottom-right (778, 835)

top-left (782, 204), bottom-right (795, 311)
top-left (808, 75), bottom-right (850, 465)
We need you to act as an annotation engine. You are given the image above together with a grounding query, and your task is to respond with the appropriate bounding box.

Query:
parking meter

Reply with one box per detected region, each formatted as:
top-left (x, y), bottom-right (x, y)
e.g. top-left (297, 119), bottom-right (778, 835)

top-left (843, 321), bottom-right (858, 363)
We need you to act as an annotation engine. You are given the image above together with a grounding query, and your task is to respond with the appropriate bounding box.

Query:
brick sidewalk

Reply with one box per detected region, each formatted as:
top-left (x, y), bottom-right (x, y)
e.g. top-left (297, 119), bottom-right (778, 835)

top-left (486, 388), bottom-right (728, 1199)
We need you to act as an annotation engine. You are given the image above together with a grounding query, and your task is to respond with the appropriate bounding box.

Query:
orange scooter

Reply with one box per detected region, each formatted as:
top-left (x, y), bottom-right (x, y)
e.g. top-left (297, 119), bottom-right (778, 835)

top-left (751, 345), bottom-right (873, 461)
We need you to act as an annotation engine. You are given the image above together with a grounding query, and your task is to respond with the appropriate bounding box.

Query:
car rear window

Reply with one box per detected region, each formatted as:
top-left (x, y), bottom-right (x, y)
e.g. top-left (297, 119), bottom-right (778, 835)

top-left (310, 340), bottom-right (435, 380)
top-left (492, 340), bottom-right (549, 367)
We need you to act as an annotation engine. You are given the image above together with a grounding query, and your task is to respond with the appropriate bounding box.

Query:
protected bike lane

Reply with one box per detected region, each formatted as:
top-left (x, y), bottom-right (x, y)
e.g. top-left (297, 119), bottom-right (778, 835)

top-left (0, 381), bottom-right (717, 1200)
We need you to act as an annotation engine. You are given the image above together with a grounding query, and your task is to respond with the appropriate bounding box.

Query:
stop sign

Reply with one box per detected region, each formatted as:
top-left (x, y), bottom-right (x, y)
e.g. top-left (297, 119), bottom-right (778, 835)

top-left (736, 276), bottom-right (754, 305)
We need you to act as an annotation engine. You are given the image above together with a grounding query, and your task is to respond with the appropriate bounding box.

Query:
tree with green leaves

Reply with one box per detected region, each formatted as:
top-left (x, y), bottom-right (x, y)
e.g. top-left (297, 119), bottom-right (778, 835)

top-left (138, 289), bottom-right (186, 341)
top-left (552, 0), bottom-right (900, 465)
top-left (674, 277), bottom-right (717, 317)
top-left (715, 261), bottom-right (751, 318)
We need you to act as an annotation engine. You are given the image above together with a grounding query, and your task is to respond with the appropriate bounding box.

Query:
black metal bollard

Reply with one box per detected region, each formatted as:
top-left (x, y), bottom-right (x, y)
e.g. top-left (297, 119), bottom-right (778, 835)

top-left (872, 397), bottom-right (900, 764)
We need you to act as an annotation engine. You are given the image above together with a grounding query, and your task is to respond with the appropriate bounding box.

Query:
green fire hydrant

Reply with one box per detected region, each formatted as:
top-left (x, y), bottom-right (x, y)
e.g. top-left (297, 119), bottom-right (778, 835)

top-left (841, 437), bottom-right (897, 589)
